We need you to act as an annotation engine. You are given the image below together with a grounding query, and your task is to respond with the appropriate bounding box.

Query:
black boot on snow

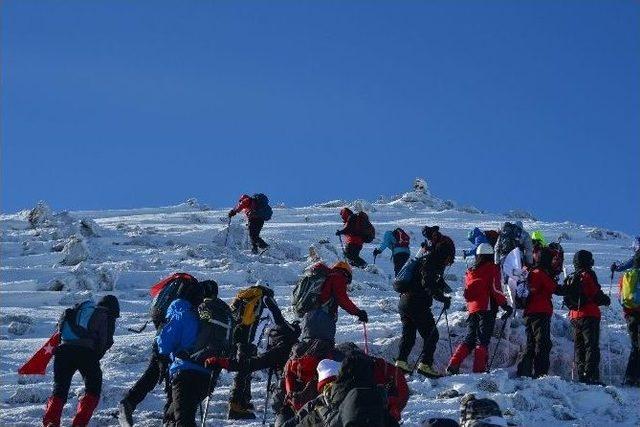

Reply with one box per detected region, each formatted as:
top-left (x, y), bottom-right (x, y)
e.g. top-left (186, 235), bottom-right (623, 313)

top-left (228, 402), bottom-right (256, 420)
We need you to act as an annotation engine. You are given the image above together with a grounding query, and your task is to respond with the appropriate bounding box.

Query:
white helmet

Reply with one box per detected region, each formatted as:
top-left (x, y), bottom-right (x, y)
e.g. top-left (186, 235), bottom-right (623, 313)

top-left (476, 243), bottom-right (494, 256)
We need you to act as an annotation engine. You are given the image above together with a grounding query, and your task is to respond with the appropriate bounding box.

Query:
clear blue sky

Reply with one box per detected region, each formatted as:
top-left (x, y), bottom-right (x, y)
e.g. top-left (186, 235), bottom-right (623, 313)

top-left (2, 1), bottom-right (638, 233)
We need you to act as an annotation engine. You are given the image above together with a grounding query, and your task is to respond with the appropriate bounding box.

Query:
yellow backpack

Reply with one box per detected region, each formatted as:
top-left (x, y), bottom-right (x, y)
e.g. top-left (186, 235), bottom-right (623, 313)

top-left (231, 286), bottom-right (264, 326)
top-left (621, 269), bottom-right (640, 309)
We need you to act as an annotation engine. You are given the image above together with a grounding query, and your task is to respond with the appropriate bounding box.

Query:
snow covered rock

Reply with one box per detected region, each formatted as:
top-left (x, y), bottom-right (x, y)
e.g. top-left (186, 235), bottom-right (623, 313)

top-left (60, 236), bottom-right (89, 266)
top-left (8, 321), bottom-right (32, 336)
top-left (504, 209), bottom-right (537, 221)
top-left (59, 290), bottom-right (93, 305)
top-left (27, 201), bottom-right (54, 228)
top-left (5, 387), bottom-right (50, 404)
top-left (586, 228), bottom-right (625, 240)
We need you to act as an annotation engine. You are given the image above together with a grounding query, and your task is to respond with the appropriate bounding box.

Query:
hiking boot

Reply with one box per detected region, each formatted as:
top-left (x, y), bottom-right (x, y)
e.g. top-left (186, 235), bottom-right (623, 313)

top-left (228, 402), bottom-right (256, 420)
top-left (446, 365), bottom-right (460, 375)
top-left (118, 400), bottom-right (134, 427)
top-left (417, 363), bottom-right (442, 378)
top-left (395, 360), bottom-right (412, 374)
top-left (251, 246), bottom-right (259, 254)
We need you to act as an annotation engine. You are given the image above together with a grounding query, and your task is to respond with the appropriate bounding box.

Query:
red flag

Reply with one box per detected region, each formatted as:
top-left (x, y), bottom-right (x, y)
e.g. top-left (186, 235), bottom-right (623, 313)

top-left (18, 332), bottom-right (60, 375)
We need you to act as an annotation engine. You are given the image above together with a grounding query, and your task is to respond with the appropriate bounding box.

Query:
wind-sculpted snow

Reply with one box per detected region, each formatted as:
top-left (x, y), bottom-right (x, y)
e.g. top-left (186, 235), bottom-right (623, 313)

top-left (0, 198), bottom-right (638, 426)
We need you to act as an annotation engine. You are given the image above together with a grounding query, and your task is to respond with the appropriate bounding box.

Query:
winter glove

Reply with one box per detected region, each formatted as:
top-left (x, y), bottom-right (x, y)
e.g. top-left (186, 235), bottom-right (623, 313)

top-left (157, 355), bottom-right (171, 385)
top-left (610, 263), bottom-right (617, 273)
top-left (204, 356), bottom-right (231, 370)
top-left (357, 310), bottom-right (369, 323)
top-left (228, 209), bottom-right (236, 218)
top-left (500, 304), bottom-right (513, 320)
top-left (335, 230), bottom-right (343, 236)
top-left (373, 248), bottom-right (382, 257)
top-left (442, 296), bottom-right (452, 310)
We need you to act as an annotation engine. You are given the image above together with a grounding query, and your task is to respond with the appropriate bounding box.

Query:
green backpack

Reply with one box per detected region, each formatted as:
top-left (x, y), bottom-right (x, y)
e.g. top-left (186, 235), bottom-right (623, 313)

top-left (621, 268), bottom-right (640, 309)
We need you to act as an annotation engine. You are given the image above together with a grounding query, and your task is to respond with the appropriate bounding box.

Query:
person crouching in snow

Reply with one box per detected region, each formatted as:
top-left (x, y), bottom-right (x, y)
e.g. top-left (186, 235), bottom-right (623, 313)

top-left (43, 295), bottom-right (120, 427)
top-left (447, 244), bottom-right (512, 374)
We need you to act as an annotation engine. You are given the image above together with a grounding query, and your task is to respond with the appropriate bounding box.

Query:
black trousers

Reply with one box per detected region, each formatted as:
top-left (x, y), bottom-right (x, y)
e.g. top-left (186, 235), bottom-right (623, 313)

top-left (571, 317), bottom-right (601, 382)
top-left (122, 341), bottom-right (171, 409)
top-left (52, 345), bottom-right (102, 400)
top-left (230, 344), bottom-right (258, 404)
top-left (165, 370), bottom-right (212, 427)
top-left (398, 297), bottom-right (438, 365)
top-left (625, 312), bottom-right (640, 383)
top-left (393, 252), bottom-right (410, 276)
top-left (344, 243), bottom-right (366, 268)
top-left (248, 218), bottom-right (267, 250)
top-left (463, 311), bottom-right (495, 348)
top-left (517, 314), bottom-right (552, 378)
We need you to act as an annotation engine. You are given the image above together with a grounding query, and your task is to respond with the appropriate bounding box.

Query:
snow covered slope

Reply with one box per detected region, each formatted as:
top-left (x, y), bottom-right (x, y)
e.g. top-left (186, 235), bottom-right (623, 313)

top-left (1, 189), bottom-right (638, 426)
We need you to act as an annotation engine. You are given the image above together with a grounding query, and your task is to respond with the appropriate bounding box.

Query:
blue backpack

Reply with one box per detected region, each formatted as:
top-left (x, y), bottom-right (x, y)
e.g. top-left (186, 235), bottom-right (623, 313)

top-left (59, 300), bottom-right (96, 341)
top-left (393, 257), bottom-right (421, 293)
top-left (252, 193), bottom-right (273, 221)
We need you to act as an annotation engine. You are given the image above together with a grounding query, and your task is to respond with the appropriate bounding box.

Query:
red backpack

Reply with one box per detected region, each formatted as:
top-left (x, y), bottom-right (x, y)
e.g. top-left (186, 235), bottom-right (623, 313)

top-left (393, 228), bottom-right (410, 248)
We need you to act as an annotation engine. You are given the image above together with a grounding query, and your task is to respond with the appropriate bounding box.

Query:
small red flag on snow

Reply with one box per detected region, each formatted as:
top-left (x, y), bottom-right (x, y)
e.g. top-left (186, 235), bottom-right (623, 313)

top-left (18, 331), bottom-right (61, 375)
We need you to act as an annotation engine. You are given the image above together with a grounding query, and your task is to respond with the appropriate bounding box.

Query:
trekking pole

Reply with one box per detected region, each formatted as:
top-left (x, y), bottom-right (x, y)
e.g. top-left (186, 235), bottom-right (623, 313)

top-left (200, 369), bottom-right (217, 427)
top-left (606, 271), bottom-right (614, 384)
top-left (412, 307), bottom-right (446, 372)
top-left (444, 309), bottom-right (453, 359)
top-left (338, 234), bottom-right (345, 253)
top-left (608, 269), bottom-right (615, 298)
top-left (487, 317), bottom-right (509, 372)
top-left (224, 216), bottom-right (231, 247)
top-left (362, 322), bottom-right (370, 355)
top-left (373, 253), bottom-right (377, 265)
top-left (262, 368), bottom-right (274, 426)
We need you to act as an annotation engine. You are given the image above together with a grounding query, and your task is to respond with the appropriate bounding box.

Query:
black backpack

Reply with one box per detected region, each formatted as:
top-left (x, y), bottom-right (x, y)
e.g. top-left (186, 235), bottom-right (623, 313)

top-left (187, 297), bottom-right (234, 364)
top-left (562, 272), bottom-right (585, 310)
top-left (149, 273), bottom-right (198, 325)
top-left (355, 212), bottom-right (375, 243)
top-left (337, 386), bottom-right (387, 427)
top-left (252, 193), bottom-right (273, 221)
top-left (497, 222), bottom-right (520, 257)
top-left (292, 263), bottom-right (331, 316)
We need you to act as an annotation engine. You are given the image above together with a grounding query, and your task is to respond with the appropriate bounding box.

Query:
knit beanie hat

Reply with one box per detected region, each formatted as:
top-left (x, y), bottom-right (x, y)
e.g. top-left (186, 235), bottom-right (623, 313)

top-left (316, 359), bottom-right (341, 392)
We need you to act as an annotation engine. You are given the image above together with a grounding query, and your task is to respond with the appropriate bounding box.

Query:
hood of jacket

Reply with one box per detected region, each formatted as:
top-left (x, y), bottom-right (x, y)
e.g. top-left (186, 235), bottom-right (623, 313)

top-left (165, 298), bottom-right (194, 321)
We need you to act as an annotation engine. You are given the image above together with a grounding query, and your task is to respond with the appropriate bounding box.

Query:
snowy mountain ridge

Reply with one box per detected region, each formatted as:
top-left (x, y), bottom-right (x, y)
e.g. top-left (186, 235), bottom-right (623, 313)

top-left (1, 181), bottom-right (637, 426)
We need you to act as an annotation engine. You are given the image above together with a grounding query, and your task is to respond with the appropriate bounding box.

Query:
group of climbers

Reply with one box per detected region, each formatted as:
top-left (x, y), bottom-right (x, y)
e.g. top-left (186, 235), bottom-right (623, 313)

top-left (34, 196), bottom-right (640, 425)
